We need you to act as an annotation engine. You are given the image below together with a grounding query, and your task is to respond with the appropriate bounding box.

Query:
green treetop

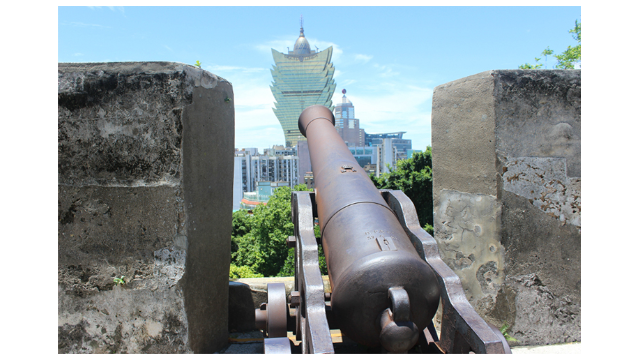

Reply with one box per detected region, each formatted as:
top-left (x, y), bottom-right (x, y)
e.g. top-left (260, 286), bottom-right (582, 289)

top-left (519, 20), bottom-right (581, 70)
top-left (369, 147), bottom-right (434, 234)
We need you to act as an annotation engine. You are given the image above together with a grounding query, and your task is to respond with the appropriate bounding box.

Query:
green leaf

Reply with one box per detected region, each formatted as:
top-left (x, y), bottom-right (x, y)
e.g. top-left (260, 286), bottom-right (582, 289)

top-left (500, 323), bottom-right (518, 342)
top-left (504, 334), bottom-right (519, 342)
top-left (500, 323), bottom-right (509, 334)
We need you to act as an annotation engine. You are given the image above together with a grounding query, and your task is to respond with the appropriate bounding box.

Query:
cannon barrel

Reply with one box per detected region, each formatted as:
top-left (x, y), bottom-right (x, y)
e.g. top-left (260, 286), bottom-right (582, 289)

top-left (298, 105), bottom-right (441, 350)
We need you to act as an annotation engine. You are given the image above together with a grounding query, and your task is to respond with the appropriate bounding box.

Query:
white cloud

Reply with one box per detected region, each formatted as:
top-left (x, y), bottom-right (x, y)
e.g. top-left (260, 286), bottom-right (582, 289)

top-left (330, 81), bottom-right (434, 149)
top-left (340, 79), bottom-right (357, 87)
top-left (86, 6), bottom-right (124, 14)
top-left (163, 45), bottom-right (173, 52)
top-left (107, 6), bottom-right (125, 14)
top-left (349, 84), bottom-right (432, 124)
top-left (354, 54), bottom-right (373, 63)
top-left (233, 83), bottom-right (273, 109)
top-left (87, 6), bottom-right (127, 17)
top-left (235, 125), bottom-right (285, 151)
top-left (372, 63), bottom-right (399, 78)
top-left (207, 65), bottom-right (266, 74)
top-left (310, 39), bottom-right (343, 61)
top-left (205, 64), bottom-right (285, 150)
top-left (255, 39), bottom-right (293, 54)
top-left (73, 53), bottom-right (83, 56)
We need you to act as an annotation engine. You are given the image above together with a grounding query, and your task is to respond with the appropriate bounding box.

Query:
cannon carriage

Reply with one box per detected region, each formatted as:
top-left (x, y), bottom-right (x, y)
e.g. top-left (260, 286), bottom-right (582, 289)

top-left (254, 105), bottom-right (511, 354)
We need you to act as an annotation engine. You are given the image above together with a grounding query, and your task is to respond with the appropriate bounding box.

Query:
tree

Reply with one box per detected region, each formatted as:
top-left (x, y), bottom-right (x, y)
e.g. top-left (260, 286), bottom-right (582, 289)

top-left (519, 57), bottom-right (543, 70)
top-left (231, 209), bottom-right (253, 254)
top-left (369, 147), bottom-right (434, 234)
top-left (519, 20), bottom-right (581, 70)
top-left (277, 224), bottom-right (328, 277)
top-left (554, 20), bottom-right (581, 69)
top-left (541, 47), bottom-right (554, 69)
top-left (230, 183), bottom-right (328, 277)
top-left (232, 186), bottom-right (294, 276)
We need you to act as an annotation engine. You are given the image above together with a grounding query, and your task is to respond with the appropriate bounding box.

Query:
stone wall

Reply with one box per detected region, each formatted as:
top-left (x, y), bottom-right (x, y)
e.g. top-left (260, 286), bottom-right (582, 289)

top-left (58, 62), bottom-right (234, 353)
top-left (431, 70), bottom-right (581, 345)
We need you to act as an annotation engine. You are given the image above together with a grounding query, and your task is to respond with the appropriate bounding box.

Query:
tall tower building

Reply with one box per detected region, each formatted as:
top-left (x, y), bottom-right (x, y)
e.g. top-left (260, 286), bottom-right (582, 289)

top-left (334, 89), bottom-right (364, 147)
top-left (271, 21), bottom-right (336, 146)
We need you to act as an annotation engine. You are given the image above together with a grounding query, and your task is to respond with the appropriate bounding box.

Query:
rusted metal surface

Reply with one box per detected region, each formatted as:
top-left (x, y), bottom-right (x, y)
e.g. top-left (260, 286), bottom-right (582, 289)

top-left (298, 105), bottom-right (441, 350)
top-left (255, 104), bottom-right (512, 354)
top-left (266, 283), bottom-right (288, 338)
top-left (255, 283), bottom-right (293, 353)
top-left (380, 189), bottom-right (511, 354)
top-left (254, 304), bottom-right (267, 332)
top-left (291, 191), bottom-right (334, 354)
top-left (263, 337), bottom-right (292, 354)
top-left (378, 287), bottom-right (421, 353)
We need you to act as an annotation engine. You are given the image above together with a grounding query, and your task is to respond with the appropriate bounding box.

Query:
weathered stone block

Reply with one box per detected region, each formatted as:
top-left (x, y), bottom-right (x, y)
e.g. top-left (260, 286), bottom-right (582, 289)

top-left (431, 69), bottom-right (580, 346)
top-left (58, 62), bottom-right (234, 353)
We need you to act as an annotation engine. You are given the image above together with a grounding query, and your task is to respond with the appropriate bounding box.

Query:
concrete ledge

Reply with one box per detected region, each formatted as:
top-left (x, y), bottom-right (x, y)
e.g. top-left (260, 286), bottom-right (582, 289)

top-left (228, 276), bottom-right (331, 332)
top-left (511, 342), bottom-right (580, 354)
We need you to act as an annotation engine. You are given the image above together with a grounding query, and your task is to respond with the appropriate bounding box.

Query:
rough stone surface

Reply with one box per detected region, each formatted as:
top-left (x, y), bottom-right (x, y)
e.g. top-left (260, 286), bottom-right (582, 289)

top-left (502, 157), bottom-right (580, 229)
top-left (431, 71), bottom-right (499, 198)
top-left (431, 70), bottom-right (580, 345)
top-left (434, 190), bottom-right (505, 315)
top-left (58, 285), bottom-right (189, 354)
top-left (493, 70), bottom-right (581, 178)
top-left (58, 62), bottom-right (234, 353)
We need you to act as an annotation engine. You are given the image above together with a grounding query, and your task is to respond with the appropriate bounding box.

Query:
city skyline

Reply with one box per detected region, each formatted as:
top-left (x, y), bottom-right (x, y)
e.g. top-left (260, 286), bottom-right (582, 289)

top-left (58, 6), bottom-right (582, 152)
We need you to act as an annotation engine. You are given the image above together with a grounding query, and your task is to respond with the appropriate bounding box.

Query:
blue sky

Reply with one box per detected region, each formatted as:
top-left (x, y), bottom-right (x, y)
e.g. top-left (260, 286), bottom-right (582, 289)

top-left (59, 6), bottom-right (581, 152)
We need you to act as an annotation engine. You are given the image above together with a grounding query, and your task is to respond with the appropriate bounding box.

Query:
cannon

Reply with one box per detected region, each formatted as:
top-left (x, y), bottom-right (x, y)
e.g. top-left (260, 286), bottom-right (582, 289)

top-left (254, 105), bottom-right (511, 354)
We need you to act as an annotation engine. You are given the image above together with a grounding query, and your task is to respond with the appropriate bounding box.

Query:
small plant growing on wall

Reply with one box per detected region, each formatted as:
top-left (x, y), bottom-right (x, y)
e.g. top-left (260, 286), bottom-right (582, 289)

top-left (194, 60), bottom-right (202, 68)
top-left (113, 276), bottom-right (125, 286)
top-left (500, 323), bottom-right (518, 343)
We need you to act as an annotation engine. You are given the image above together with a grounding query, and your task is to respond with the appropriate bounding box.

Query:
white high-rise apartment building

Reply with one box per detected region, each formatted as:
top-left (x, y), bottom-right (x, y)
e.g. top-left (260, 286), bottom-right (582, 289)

top-left (232, 147), bottom-right (299, 210)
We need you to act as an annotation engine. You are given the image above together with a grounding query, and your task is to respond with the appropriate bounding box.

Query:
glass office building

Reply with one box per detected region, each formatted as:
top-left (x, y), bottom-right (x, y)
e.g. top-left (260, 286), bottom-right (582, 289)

top-left (271, 26), bottom-right (336, 146)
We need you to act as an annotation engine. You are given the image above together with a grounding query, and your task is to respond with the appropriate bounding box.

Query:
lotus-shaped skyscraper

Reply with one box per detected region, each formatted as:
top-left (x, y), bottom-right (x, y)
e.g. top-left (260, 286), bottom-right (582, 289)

top-left (270, 25), bottom-right (336, 146)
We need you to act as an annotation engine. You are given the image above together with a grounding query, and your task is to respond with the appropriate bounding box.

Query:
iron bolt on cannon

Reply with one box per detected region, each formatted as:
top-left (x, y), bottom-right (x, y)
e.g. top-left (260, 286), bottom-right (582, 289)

top-left (255, 105), bottom-right (511, 354)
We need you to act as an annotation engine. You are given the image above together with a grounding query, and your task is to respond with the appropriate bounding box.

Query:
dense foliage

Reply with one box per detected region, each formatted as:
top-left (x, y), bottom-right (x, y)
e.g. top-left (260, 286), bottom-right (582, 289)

top-left (230, 184), bottom-right (328, 278)
top-left (369, 147), bottom-right (434, 234)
